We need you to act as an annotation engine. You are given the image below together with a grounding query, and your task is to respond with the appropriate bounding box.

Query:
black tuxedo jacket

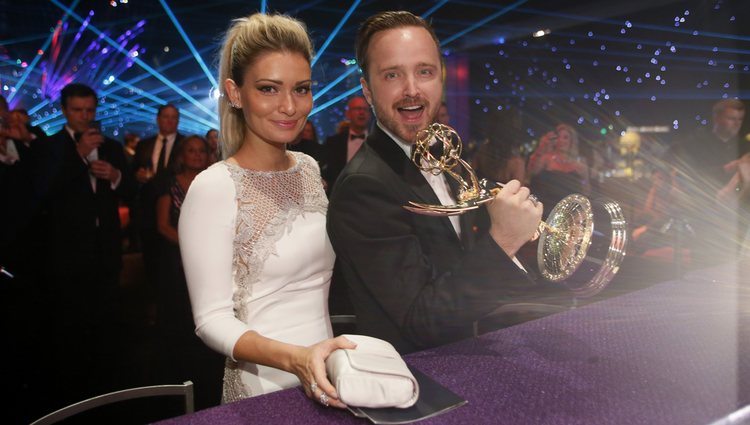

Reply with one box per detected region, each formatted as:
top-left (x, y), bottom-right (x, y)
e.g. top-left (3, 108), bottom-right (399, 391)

top-left (0, 140), bottom-right (35, 256)
top-left (41, 129), bottom-right (130, 274)
top-left (132, 133), bottom-right (184, 173)
top-left (323, 132), bottom-right (349, 193)
top-left (132, 133), bottom-right (183, 232)
top-left (327, 126), bottom-right (536, 353)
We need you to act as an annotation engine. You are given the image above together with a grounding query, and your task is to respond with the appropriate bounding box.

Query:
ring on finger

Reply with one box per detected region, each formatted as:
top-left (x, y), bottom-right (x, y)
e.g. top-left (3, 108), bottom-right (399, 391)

top-left (310, 382), bottom-right (318, 393)
top-left (320, 393), bottom-right (329, 406)
top-left (528, 194), bottom-right (539, 206)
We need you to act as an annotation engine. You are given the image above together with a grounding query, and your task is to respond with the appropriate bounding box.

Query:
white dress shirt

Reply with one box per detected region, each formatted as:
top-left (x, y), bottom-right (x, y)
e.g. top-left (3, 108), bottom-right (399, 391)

top-left (346, 130), bottom-right (367, 162)
top-left (378, 122), bottom-right (461, 238)
top-left (151, 133), bottom-right (177, 173)
top-left (65, 125), bottom-right (121, 192)
top-left (378, 121), bottom-right (527, 272)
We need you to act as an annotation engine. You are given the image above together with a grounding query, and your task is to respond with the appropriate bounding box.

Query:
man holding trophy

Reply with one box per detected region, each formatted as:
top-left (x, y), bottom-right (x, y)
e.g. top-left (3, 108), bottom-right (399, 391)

top-left (327, 11), bottom-right (544, 353)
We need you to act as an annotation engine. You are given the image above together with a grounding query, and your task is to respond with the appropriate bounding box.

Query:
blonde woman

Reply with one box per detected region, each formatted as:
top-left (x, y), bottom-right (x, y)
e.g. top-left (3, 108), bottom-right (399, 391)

top-left (179, 13), bottom-right (354, 407)
top-left (528, 123), bottom-right (590, 215)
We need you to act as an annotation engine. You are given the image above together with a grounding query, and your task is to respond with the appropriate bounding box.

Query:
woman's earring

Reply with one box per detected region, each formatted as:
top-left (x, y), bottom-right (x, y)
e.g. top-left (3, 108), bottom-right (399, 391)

top-left (230, 100), bottom-right (241, 109)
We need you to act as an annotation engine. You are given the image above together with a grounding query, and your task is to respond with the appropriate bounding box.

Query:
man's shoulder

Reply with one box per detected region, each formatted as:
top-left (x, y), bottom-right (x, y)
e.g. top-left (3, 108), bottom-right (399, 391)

top-left (135, 135), bottom-right (156, 152)
top-left (141, 134), bottom-right (158, 143)
top-left (680, 127), bottom-right (721, 155)
top-left (339, 143), bottom-right (387, 177)
top-left (102, 137), bottom-right (126, 156)
top-left (325, 132), bottom-right (347, 145)
top-left (103, 136), bottom-right (122, 146)
top-left (47, 129), bottom-right (70, 142)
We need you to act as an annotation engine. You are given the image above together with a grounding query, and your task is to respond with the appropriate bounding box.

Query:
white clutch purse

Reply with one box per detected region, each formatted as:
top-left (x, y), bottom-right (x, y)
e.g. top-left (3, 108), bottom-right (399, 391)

top-left (325, 334), bottom-right (419, 409)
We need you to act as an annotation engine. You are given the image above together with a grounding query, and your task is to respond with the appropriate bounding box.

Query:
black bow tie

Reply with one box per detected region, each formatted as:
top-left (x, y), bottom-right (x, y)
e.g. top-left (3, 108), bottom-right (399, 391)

top-left (350, 133), bottom-right (365, 140)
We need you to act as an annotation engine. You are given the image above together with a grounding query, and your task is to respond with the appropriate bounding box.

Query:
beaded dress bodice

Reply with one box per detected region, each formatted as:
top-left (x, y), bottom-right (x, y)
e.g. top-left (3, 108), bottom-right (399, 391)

top-left (225, 153), bottom-right (327, 320)
top-left (220, 152), bottom-right (332, 402)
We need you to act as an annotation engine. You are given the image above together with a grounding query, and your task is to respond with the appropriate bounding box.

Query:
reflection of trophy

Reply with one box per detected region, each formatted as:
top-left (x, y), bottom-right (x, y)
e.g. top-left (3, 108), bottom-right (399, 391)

top-left (404, 123), bottom-right (628, 297)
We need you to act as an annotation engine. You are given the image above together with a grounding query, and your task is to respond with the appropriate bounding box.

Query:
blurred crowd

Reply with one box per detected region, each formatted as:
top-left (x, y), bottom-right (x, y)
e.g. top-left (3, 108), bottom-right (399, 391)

top-left (1, 80), bottom-right (748, 423)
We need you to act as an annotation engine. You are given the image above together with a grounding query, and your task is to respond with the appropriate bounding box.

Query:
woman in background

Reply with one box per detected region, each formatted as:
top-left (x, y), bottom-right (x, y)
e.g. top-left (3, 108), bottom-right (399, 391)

top-left (154, 135), bottom-right (223, 409)
top-left (179, 13), bottom-right (354, 407)
top-left (205, 128), bottom-right (220, 164)
top-left (527, 123), bottom-right (590, 217)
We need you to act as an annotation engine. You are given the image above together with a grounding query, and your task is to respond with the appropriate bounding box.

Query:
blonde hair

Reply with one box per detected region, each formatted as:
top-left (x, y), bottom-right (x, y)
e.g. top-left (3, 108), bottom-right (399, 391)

top-left (555, 123), bottom-right (580, 157)
top-left (217, 13), bottom-right (314, 159)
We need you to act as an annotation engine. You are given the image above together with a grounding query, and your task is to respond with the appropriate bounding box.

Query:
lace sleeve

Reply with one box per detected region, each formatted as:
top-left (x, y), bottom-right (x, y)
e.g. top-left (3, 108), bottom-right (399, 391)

top-left (179, 163), bottom-right (249, 359)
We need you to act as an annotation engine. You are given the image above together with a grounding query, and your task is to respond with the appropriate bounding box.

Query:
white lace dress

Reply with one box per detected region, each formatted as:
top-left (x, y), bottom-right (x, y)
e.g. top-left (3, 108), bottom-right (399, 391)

top-left (179, 152), bottom-right (334, 403)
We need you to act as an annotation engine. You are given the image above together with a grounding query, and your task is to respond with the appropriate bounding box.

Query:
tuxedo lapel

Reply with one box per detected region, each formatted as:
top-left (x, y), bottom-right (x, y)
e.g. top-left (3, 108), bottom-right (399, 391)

top-left (367, 127), bottom-right (440, 206)
top-left (367, 126), bottom-right (461, 243)
top-left (167, 133), bottom-right (184, 167)
top-left (58, 130), bottom-right (94, 195)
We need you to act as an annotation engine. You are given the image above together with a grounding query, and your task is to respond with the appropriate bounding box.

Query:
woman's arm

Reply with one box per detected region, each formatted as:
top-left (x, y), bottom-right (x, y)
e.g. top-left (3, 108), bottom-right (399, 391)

top-left (231, 330), bottom-right (355, 407)
top-left (156, 193), bottom-right (179, 243)
top-left (179, 166), bottom-right (355, 407)
top-left (527, 132), bottom-right (555, 176)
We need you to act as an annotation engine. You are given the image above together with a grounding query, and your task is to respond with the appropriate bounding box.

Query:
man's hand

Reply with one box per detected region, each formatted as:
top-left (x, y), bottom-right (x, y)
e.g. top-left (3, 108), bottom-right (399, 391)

top-left (135, 167), bottom-right (154, 183)
top-left (486, 179), bottom-right (543, 257)
top-left (90, 159), bottom-right (121, 183)
top-left (6, 114), bottom-right (33, 143)
top-left (76, 128), bottom-right (103, 158)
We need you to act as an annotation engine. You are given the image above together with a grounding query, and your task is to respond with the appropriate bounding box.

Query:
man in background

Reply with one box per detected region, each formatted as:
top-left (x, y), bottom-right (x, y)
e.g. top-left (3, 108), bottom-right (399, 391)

top-left (131, 104), bottom-right (183, 290)
top-left (659, 99), bottom-right (747, 266)
top-left (36, 82), bottom-right (132, 415)
top-left (323, 96), bottom-right (372, 193)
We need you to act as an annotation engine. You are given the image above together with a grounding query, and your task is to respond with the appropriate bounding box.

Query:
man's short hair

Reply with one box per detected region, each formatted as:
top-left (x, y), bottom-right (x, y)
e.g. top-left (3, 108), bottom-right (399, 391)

top-left (157, 103), bottom-right (179, 117)
top-left (355, 11), bottom-right (441, 82)
top-left (60, 83), bottom-right (97, 108)
top-left (712, 98), bottom-right (745, 117)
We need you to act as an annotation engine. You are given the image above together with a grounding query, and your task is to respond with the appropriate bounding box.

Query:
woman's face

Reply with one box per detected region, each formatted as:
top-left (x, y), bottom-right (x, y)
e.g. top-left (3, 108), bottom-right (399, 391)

top-left (555, 128), bottom-right (572, 152)
top-left (301, 121), bottom-right (315, 141)
top-left (226, 51), bottom-right (312, 147)
top-left (206, 130), bottom-right (219, 150)
top-left (182, 138), bottom-right (209, 171)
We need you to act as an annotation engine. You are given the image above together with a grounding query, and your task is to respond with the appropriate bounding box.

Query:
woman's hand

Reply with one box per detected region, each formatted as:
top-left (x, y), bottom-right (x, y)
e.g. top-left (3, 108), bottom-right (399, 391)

top-left (292, 335), bottom-right (357, 409)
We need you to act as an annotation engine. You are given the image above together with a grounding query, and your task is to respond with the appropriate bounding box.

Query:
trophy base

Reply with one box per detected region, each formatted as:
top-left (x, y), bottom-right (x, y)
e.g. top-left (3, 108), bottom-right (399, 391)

top-left (538, 195), bottom-right (628, 297)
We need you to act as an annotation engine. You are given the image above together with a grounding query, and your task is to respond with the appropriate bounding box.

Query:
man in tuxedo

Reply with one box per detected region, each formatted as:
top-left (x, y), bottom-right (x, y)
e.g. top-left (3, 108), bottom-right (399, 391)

top-left (34, 83), bottom-right (131, 414)
top-left (327, 11), bottom-right (543, 353)
top-left (132, 104), bottom-right (182, 289)
top-left (659, 99), bottom-right (748, 266)
top-left (0, 95), bottom-right (45, 278)
top-left (323, 96), bottom-right (371, 193)
top-left (1, 97), bottom-right (49, 423)
top-left (133, 104), bottom-right (182, 178)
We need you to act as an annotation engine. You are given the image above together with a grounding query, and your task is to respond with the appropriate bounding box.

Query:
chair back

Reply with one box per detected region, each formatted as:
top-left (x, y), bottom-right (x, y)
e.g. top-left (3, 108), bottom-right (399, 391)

top-left (331, 314), bottom-right (357, 336)
top-left (30, 381), bottom-right (194, 425)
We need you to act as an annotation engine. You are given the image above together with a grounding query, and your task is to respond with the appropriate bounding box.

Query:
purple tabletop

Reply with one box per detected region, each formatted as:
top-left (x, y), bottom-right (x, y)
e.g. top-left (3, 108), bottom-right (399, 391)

top-left (156, 262), bottom-right (750, 425)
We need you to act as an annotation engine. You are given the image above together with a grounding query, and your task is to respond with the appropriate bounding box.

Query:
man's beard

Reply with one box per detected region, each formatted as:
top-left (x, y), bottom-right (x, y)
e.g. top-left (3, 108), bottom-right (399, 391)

top-left (373, 98), bottom-right (435, 144)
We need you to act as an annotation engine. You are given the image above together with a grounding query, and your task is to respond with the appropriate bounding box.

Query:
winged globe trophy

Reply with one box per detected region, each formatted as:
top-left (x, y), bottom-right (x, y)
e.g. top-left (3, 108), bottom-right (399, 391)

top-left (404, 123), bottom-right (628, 297)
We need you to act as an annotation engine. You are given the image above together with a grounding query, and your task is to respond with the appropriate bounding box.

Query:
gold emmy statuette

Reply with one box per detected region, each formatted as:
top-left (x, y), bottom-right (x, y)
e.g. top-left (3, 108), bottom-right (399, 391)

top-left (404, 123), bottom-right (628, 297)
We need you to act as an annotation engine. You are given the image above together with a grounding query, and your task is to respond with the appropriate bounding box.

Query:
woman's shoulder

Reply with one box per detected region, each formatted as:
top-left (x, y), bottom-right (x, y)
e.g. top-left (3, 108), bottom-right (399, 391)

top-left (194, 161), bottom-right (231, 180)
top-left (186, 162), bottom-right (234, 199)
top-left (289, 150), bottom-right (321, 173)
